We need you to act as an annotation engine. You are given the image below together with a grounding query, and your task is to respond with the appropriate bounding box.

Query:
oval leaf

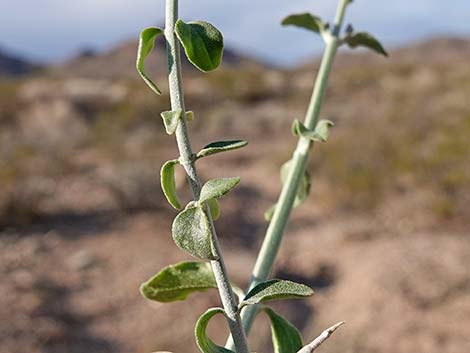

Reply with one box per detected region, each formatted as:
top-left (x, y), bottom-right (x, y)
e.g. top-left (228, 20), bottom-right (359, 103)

top-left (172, 206), bottom-right (216, 260)
top-left (344, 32), bottom-right (388, 56)
top-left (281, 13), bottom-right (327, 33)
top-left (199, 177), bottom-right (240, 203)
top-left (240, 279), bottom-right (313, 309)
top-left (161, 159), bottom-right (182, 209)
top-left (175, 20), bottom-right (224, 72)
top-left (136, 27), bottom-right (164, 95)
top-left (161, 109), bottom-right (183, 135)
top-left (197, 140), bottom-right (248, 159)
top-left (264, 307), bottom-right (303, 353)
top-left (140, 261), bottom-right (216, 302)
top-left (207, 198), bottom-right (220, 221)
top-left (195, 308), bottom-right (235, 353)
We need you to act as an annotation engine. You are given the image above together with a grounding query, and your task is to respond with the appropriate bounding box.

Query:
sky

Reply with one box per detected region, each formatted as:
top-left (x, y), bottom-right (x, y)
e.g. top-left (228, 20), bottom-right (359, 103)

top-left (1, 0), bottom-right (470, 67)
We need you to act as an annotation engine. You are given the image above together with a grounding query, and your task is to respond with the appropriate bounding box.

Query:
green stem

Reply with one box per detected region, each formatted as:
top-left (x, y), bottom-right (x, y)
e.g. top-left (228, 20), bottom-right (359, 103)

top-left (226, 0), bottom-right (351, 348)
top-left (165, 1), bottom-right (249, 353)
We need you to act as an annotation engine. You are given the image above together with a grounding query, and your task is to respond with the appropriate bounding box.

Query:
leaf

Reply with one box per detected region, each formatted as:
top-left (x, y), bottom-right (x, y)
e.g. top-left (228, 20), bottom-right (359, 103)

top-left (264, 203), bottom-right (277, 221)
top-left (264, 308), bottom-right (303, 353)
top-left (206, 198), bottom-right (220, 221)
top-left (196, 140), bottom-right (248, 159)
top-left (172, 205), bottom-right (216, 260)
top-left (240, 279), bottom-right (313, 309)
top-left (175, 20), bottom-right (224, 72)
top-left (160, 159), bottom-right (182, 209)
top-left (140, 261), bottom-right (217, 302)
top-left (281, 160), bottom-right (311, 208)
top-left (281, 13), bottom-right (327, 33)
top-left (314, 119), bottom-right (334, 142)
top-left (136, 27), bottom-right (164, 95)
top-left (160, 109), bottom-right (183, 135)
top-left (344, 32), bottom-right (388, 56)
top-left (199, 177), bottom-right (240, 203)
top-left (195, 308), bottom-right (235, 353)
top-left (186, 110), bottom-right (195, 121)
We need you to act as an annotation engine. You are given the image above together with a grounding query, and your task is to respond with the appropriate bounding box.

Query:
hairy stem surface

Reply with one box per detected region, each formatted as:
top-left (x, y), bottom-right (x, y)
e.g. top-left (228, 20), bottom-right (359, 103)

top-left (165, 1), bottom-right (249, 352)
top-left (226, 0), bottom-right (351, 347)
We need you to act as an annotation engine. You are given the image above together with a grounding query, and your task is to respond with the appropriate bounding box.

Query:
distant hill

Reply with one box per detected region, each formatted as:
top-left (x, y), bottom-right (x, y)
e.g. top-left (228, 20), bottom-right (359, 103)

top-left (0, 48), bottom-right (38, 76)
top-left (54, 37), bottom-right (266, 79)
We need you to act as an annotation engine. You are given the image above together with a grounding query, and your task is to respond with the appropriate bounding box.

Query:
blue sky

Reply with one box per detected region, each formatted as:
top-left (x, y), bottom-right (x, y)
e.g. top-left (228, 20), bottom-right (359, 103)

top-left (1, 0), bottom-right (470, 66)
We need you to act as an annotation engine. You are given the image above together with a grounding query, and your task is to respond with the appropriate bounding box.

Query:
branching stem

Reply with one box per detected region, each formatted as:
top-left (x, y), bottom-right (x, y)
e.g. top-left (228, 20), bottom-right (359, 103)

top-left (164, 1), bottom-right (249, 352)
top-left (226, 0), bottom-right (351, 347)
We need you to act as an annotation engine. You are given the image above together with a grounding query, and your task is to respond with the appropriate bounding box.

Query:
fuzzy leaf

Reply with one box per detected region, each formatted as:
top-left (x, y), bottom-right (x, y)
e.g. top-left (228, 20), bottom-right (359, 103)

top-left (172, 205), bottom-right (215, 260)
top-left (264, 308), bottom-right (303, 353)
top-left (240, 279), bottom-right (313, 309)
top-left (281, 13), bottom-right (327, 33)
top-left (314, 119), bottom-right (334, 142)
top-left (199, 177), bottom-right (240, 203)
top-left (197, 140), bottom-right (248, 159)
top-left (344, 32), bottom-right (388, 56)
top-left (136, 27), bottom-right (164, 95)
top-left (206, 198), bottom-right (220, 221)
top-left (140, 261), bottom-right (216, 302)
top-left (195, 308), bottom-right (235, 353)
top-left (175, 20), bottom-right (224, 72)
top-left (160, 109), bottom-right (183, 135)
top-left (160, 159), bottom-right (181, 209)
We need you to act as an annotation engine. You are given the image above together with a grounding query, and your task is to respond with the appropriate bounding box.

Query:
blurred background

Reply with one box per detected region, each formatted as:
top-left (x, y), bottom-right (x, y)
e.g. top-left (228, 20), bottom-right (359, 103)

top-left (1, 1), bottom-right (469, 353)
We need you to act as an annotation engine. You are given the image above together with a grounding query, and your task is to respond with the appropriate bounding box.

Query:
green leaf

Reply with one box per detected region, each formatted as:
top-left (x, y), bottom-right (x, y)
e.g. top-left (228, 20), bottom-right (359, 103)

top-left (196, 140), bottom-right (248, 159)
top-left (161, 109), bottom-right (183, 135)
top-left (172, 205), bottom-right (216, 260)
top-left (136, 27), bottom-right (164, 95)
top-left (240, 279), bottom-right (313, 309)
top-left (344, 32), bottom-right (388, 56)
top-left (175, 20), bottom-right (224, 72)
top-left (186, 110), bottom-right (195, 121)
top-left (160, 159), bottom-right (182, 209)
top-left (281, 160), bottom-right (311, 208)
top-left (264, 308), bottom-right (303, 353)
top-left (195, 308), bottom-right (235, 353)
top-left (264, 203), bottom-right (277, 221)
top-left (140, 261), bottom-right (217, 302)
top-left (206, 198), bottom-right (220, 221)
top-left (314, 119), bottom-right (334, 142)
top-left (199, 177), bottom-right (240, 203)
top-left (281, 13), bottom-right (327, 34)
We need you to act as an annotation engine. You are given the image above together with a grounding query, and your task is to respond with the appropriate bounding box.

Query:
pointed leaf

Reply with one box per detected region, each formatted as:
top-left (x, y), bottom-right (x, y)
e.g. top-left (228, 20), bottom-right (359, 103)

top-left (161, 109), bottom-right (183, 134)
top-left (197, 140), bottom-right (248, 159)
top-left (291, 120), bottom-right (322, 142)
top-left (140, 261), bottom-right (217, 302)
top-left (281, 13), bottom-right (327, 34)
top-left (160, 159), bottom-right (181, 209)
top-left (195, 308), bottom-right (235, 353)
top-left (264, 308), bottom-right (303, 353)
top-left (175, 20), bottom-right (224, 72)
top-left (206, 198), bottom-right (221, 221)
top-left (240, 279), bottom-right (313, 309)
top-left (136, 27), bottom-right (164, 95)
top-left (172, 206), bottom-right (216, 260)
top-left (344, 32), bottom-right (388, 56)
top-left (199, 177), bottom-right (240, 203)
top-left (314, 119), bottom-right (334, 142)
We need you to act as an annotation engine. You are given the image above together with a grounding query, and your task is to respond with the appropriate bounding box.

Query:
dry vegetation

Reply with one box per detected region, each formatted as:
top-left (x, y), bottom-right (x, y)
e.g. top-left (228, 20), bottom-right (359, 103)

top-left (0, 37), bottom-right (469, 353)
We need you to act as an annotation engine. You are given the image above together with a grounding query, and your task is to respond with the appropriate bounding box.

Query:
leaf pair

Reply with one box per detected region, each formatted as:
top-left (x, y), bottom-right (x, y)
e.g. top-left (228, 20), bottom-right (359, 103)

top-left (160, 109), bottom-right (194, 135)
top-left (265, 160), bottom-right (312, 221)
top-left (195, 278), bottom-right (312, 353)
top-left (291, 119), bottom-right (334, 143)
top-left (137, 20), bottom-right (224, 94)
top-left (172, 177), bottom-right (240, 259)
top-left (160, 141), bottom-right (247, 210)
